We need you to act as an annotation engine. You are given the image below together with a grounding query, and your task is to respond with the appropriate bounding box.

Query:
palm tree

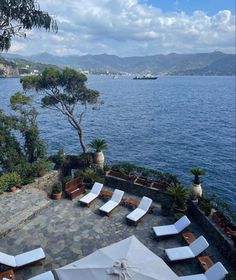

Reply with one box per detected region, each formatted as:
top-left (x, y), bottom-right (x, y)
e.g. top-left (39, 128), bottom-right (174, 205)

top-left (190, 167), bottom-right (206, 184)
top-left (167, 183), bottom-right (189, 211)
top-left (89, 139), bottom-right (108, 169)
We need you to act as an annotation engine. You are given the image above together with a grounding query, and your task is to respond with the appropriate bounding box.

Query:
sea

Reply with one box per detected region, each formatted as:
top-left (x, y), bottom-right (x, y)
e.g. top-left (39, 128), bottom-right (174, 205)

top-left (0, 75), bottom-right (235, 208)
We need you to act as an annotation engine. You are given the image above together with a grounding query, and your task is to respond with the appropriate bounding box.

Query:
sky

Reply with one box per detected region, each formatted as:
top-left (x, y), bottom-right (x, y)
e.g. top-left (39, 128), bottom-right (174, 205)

top-left (9, 0), bottom-right (236, 57)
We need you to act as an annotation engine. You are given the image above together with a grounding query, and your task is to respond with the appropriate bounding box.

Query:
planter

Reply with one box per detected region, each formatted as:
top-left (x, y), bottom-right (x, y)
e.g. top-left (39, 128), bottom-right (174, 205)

top-left (174, 206), bottom-right (187, 214)
top-left (10, 186), bottom-right (17, 192)
top-left (152, 181), bottom-right (167, 191)
top-left (94, 151), bottom-right (104, 169)
top-left (52, 192), bottom-right (62, 200)
top-left (191, 183), bottom-right (202, 200)
top-left (37, 170), bottom-right (47, 177)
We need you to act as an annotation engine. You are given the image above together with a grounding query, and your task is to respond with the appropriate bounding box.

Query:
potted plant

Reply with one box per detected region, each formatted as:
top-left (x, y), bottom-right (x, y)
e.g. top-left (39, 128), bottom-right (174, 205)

top-left (198, 198), bottom-right (212, 216)
top-left (34, 159), bottom-right (52, 177)
top-left (103, 164), bottom-right (111, 176)
top-left (89, 138), bottom-right (108, 169)
top-left (0, 172), bottom-right (21, 192)
top-left (168, 183), bottom-right (189, 213)
top-left (190, 167), bottom-right (206, 201)
top-left (82, 168), bottom-right (100, 185)
top-left (51, 183), bottom-right (62, 200)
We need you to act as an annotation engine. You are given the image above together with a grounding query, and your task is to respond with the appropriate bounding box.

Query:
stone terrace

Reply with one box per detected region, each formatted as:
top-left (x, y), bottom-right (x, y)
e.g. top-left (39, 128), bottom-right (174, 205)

top-left (0, 187), bottom-right (232, 279)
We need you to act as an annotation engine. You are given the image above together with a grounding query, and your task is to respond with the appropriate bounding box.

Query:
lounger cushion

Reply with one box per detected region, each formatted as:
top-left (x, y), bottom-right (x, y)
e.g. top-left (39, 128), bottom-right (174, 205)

top-left (153, 225), bottom-right (178, 237)
top-left (15, 248), bottom-right (45, 267)
top-left (165, 246), bottom-right (195, 261)
top-left (111, 189), bottom-right (124, 203)
top-left (126, 208), bottom-right (146, 222)
top-left (174, 215), bottom-right (191, 232)
top-left (99, 201), bottom-right (119, 213)
top-left (205, 262), bottom-right (228, 280)
top-left (28, 271), bottom-right (55, 280)
top-left (91, 182), bottom-right (103, 194)
top-left (179, 274), bottom-right (206, 280)
top-left (189, 236), bottom-right (209, 256)
top-left (0, 252), bottom-right (16, 267)
top-left (138, 196), bottom-right (152, 211)
top-left (79, 193), bottom-right (98, 204)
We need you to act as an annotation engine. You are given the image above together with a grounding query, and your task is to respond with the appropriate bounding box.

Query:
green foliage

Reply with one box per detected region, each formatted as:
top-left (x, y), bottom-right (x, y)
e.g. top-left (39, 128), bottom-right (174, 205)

top-left (0, 0), bottom-right (57, 51)
top-left (49, 148), bottom-right (66, 169)
top-left (89, 138), bottom-right (108, 152)
top-left (0, 172), bottom-right (21, 191)
top-left (174, 212), bottom-right (185, 221)
top-left (198, 198), bottom-right (212, 215)
top-left (0, 92), bottom-right (47, 183)
top-left (167, 184), bottom-right (189, 210)
top-left (82, 168), bottom-right (100, 183)
top-left (14, 161), bottom-right (35, 184)
top-left (203, 191), bottom-right (236, 226)
top-left (10, 91), bottom-right (32, 109)
top-left (33, 158), bottom-right (52, 173)
top-left (73, 169), bottom-right (84, 178)
top-left (226, 272), bottom-right (236, 280)
top-left (190, 167), bottom-right (206, 184)
top-left (52, 183), bottom-right (62, 194)
top-left (76, 168), bottom-right (104, 184)
top-left (62, 176), bottom-right (72, 187)
top-left (21, 67), bottom-right (102, 153)
top-left (110, 161), bottom-right (179, 186)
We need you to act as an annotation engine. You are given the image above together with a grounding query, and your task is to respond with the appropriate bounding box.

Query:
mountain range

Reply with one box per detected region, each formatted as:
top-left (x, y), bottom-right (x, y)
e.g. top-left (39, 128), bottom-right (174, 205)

top-left (2, 51), bottom-right (236, 76)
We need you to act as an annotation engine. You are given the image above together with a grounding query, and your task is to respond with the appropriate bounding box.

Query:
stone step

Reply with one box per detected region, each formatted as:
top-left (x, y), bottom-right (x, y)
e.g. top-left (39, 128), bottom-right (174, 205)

top-left (0, 199), bottom-right (52, 239)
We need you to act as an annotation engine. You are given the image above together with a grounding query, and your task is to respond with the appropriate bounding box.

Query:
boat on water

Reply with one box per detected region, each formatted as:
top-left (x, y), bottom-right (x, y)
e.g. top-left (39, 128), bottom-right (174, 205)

top-left (133, 74), bottom-right (158, 80)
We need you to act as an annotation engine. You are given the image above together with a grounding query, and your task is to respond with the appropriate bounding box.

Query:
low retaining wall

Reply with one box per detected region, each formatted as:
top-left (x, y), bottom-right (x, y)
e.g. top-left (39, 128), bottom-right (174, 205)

top-left (27, 170), bottom-right (60, 194)
top-left (188, 201), bottom-right (236, 267)
top-left (104, 175), bottom-right (173, 203)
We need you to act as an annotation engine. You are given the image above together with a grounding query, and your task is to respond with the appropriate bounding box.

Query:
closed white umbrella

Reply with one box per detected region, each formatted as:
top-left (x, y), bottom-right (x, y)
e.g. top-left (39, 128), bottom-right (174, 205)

top-left (56, 235), bottom-right (178, 280)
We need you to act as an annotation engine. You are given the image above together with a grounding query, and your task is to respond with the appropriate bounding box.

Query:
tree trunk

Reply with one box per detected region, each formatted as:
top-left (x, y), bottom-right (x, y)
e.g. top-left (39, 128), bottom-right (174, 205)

top-left (78, 129), bottom-right (87, 153)
top-left (67, 113), bottom-right (87, 153)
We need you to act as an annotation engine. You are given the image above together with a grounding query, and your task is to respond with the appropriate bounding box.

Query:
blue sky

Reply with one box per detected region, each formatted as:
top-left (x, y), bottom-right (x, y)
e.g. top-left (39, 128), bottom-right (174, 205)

top-left (10, 0), bottom-right (236, 56)
top-left (145, 0), bottom-right (236, 15)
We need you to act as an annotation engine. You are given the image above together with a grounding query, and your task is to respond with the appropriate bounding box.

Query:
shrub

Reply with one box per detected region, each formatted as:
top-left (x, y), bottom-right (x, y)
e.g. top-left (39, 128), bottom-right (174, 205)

top-left (0, 172), bottom-right (22, 191)
top-left (63, 176), bottom-right (72, 187)
top-left (167, 184), bottom-right (189, 210)
top-left (52, 183), bottom-right (62, 194)
top-left (33, 158), bottom-right (52, 173)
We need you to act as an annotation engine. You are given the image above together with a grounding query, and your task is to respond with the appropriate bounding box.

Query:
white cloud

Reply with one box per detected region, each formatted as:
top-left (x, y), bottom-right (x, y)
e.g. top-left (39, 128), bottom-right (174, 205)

top-left (8, 0), bottom-right (235, 56)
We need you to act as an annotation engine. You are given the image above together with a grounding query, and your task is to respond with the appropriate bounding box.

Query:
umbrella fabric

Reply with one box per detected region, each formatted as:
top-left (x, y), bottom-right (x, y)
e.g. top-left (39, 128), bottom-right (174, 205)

top-left (56, 235), bottom-right (179, 280)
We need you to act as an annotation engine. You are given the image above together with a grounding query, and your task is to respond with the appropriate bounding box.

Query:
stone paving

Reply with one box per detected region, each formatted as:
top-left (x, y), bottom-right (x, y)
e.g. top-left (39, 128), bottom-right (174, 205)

top-left (0, 188), bottom-right (232, 279)
top-left (0, 187), bottom-right (51, 239)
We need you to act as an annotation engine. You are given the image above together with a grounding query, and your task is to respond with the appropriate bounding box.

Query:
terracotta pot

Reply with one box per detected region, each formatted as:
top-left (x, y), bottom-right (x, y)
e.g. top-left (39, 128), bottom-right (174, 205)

top-left (10, 186), bottom-right (17, 192)
top-left (52, 192), bottom-right (62, 200)
top-left (37, 170), bottom-right (47, 177)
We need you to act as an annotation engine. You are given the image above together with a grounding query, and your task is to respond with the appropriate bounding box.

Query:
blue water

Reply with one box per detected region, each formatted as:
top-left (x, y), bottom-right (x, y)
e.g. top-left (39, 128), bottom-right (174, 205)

top-left (0, 76), bottom-right (235, 207)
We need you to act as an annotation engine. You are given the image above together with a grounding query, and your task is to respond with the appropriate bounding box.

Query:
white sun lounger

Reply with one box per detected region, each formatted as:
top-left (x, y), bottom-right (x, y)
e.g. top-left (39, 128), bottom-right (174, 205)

top-left (28, 271), bottom-right (55, 280)
top-left (179, 262), bottom-right (228, 280)
top-left (0, 248), bottom-right (45, 268)
top-left (153, 215), bottom-right (191, 238)
top-left (165, 235), bottom-right (209, 261)
top-left (99, 189), bottom-right (124, 216)
top-left (126, 196), bottom-right (152, 225)
top-left (79, 182), bottom-right (103, 207)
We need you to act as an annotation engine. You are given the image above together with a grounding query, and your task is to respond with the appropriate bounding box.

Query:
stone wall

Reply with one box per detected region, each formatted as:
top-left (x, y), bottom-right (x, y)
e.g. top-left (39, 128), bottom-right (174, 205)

top-left (188, 201), bottom-right (236, 267)
top-left (27, 170), bottom-right (60, 194)
top-left (104, 175), bottom-right (173, 203)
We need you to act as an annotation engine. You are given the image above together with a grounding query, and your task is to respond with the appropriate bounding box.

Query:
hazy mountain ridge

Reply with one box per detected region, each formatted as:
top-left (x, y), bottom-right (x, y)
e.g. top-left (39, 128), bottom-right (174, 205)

top-left (2, 51), bottom-right (235, 75)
